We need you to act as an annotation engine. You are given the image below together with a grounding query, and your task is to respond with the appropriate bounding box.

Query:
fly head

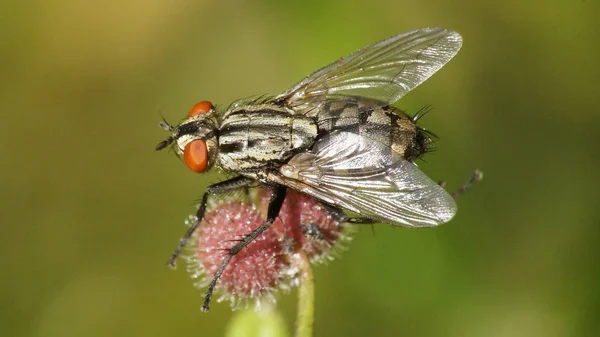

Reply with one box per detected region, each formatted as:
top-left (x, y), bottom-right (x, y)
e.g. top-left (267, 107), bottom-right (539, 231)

top-left (155, 101), bottom-right (219, 173)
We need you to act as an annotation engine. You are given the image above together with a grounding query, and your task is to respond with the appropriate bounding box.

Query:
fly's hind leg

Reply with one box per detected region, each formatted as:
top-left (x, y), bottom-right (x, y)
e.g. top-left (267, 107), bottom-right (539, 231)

top-left (320, 203), bottom-right (377, 236)
top-left (168, 176), bottom-right (254, 268)
top-left (201, 184), bottom-right (288, 312)
top-left (438, 169), bottom-right (483, 199)
top-left (320, 203), bottom-right (377, 225)
top-left (451, 169), bottom-right (483, 199)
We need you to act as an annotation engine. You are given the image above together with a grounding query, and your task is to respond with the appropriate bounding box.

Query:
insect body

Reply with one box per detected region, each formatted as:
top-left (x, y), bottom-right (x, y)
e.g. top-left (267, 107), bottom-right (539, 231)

top-left (156, 27), bottom-right (463, 311)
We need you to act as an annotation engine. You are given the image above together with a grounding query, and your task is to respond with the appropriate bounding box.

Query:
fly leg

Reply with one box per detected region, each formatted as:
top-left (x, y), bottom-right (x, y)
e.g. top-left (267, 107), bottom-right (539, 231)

top-left (167, 176), bottom-right (254, 268)
top-left (451, 169), bottom-right (483, 199)
top-left (347, 217), bottom-right (378, 236)
top-left (320, 203), bottom-right (377, 237)
top-left (202, 184), bottom-right (288, 312)
top-left (438, 169), bottom-right (483, 199)
top-left (320, 203), bottom-right (377, 224)
top-left (347, 218), bottom-right (377, 224)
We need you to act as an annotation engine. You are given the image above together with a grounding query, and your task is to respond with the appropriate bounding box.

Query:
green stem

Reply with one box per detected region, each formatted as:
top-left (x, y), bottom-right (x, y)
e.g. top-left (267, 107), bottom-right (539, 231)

top-left (295, 252), bottom-right (315, 337)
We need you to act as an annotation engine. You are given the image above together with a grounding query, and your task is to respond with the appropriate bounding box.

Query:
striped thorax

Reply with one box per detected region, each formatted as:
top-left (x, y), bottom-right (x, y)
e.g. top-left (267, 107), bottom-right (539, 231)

top-left (217, 101), bottom-right (318, 177)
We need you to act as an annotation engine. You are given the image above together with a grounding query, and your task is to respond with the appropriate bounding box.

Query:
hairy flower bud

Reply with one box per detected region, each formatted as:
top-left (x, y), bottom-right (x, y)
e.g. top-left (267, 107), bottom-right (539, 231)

top-left (186, 188), bottom-right (352, 309)
top-left (257, 188), bottom-right (351, 262)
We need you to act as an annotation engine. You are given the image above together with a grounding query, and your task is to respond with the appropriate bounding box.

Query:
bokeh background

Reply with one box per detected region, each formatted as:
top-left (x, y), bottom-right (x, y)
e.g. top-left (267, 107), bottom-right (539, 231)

top-left (2, 0), bottom-right (599, 336)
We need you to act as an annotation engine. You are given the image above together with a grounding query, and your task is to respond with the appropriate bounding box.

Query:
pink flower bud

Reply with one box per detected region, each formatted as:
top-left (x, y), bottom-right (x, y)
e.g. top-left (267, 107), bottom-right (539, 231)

top-left (186, 189), bottom-right (352, 309)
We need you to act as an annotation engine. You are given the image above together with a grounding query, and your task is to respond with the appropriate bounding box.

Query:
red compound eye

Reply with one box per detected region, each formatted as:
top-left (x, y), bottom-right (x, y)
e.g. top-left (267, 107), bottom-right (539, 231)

top-left (183, 140), bottom-right (208, 173)
top-left (188, 101), bottom-right (213, 117)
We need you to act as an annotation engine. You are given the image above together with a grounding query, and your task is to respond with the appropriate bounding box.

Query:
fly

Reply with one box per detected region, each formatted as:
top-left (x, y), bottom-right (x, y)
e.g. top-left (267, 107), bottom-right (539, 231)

top-left (156, 27), bottom-right (463, 311)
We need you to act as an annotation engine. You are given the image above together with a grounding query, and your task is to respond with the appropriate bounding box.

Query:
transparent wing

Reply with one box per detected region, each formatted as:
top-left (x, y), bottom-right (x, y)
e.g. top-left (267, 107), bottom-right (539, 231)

top-left (276, 131), bottom-right (456, 227)
top-left (276, 27), bottom-right (462, 114)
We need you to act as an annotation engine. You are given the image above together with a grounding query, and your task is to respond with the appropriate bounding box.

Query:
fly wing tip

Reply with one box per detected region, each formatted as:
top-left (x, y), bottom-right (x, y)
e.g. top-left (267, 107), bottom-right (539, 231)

top-left (440, 29), bottom-right (463, 52)
top-left (449, 31), bottom-right (463, 49)
top-left (433, 191), bottom-right (458, 225)
top-left (439, 205), bottom-right (458, 224)
top-left (428, 27), bottom-right (463, 50)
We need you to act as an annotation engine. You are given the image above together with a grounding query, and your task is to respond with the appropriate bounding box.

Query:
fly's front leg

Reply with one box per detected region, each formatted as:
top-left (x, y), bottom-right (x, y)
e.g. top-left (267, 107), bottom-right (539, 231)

top-left (167, 176), bottom-right (254, 268)
top-left (202, 184), bottom-right (287, 312)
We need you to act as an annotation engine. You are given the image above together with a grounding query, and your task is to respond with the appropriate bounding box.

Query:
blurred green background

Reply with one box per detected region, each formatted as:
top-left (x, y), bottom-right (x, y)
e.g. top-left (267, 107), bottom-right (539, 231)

top-left (2, 0), bottom-right (599, 336)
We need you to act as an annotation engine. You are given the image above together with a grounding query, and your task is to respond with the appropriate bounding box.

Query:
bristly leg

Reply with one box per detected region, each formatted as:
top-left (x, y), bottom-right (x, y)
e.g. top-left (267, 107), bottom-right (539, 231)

top-left (320, 202), bottom-right (377, 225)
top-left (347, 218), bottom-right (377, 225)
top-left (439, 169), bottom-right (483, 199)
top-left (168, 176), bottom-right (254, 268)
top-left (201, 184), bottom-right (288, 312)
